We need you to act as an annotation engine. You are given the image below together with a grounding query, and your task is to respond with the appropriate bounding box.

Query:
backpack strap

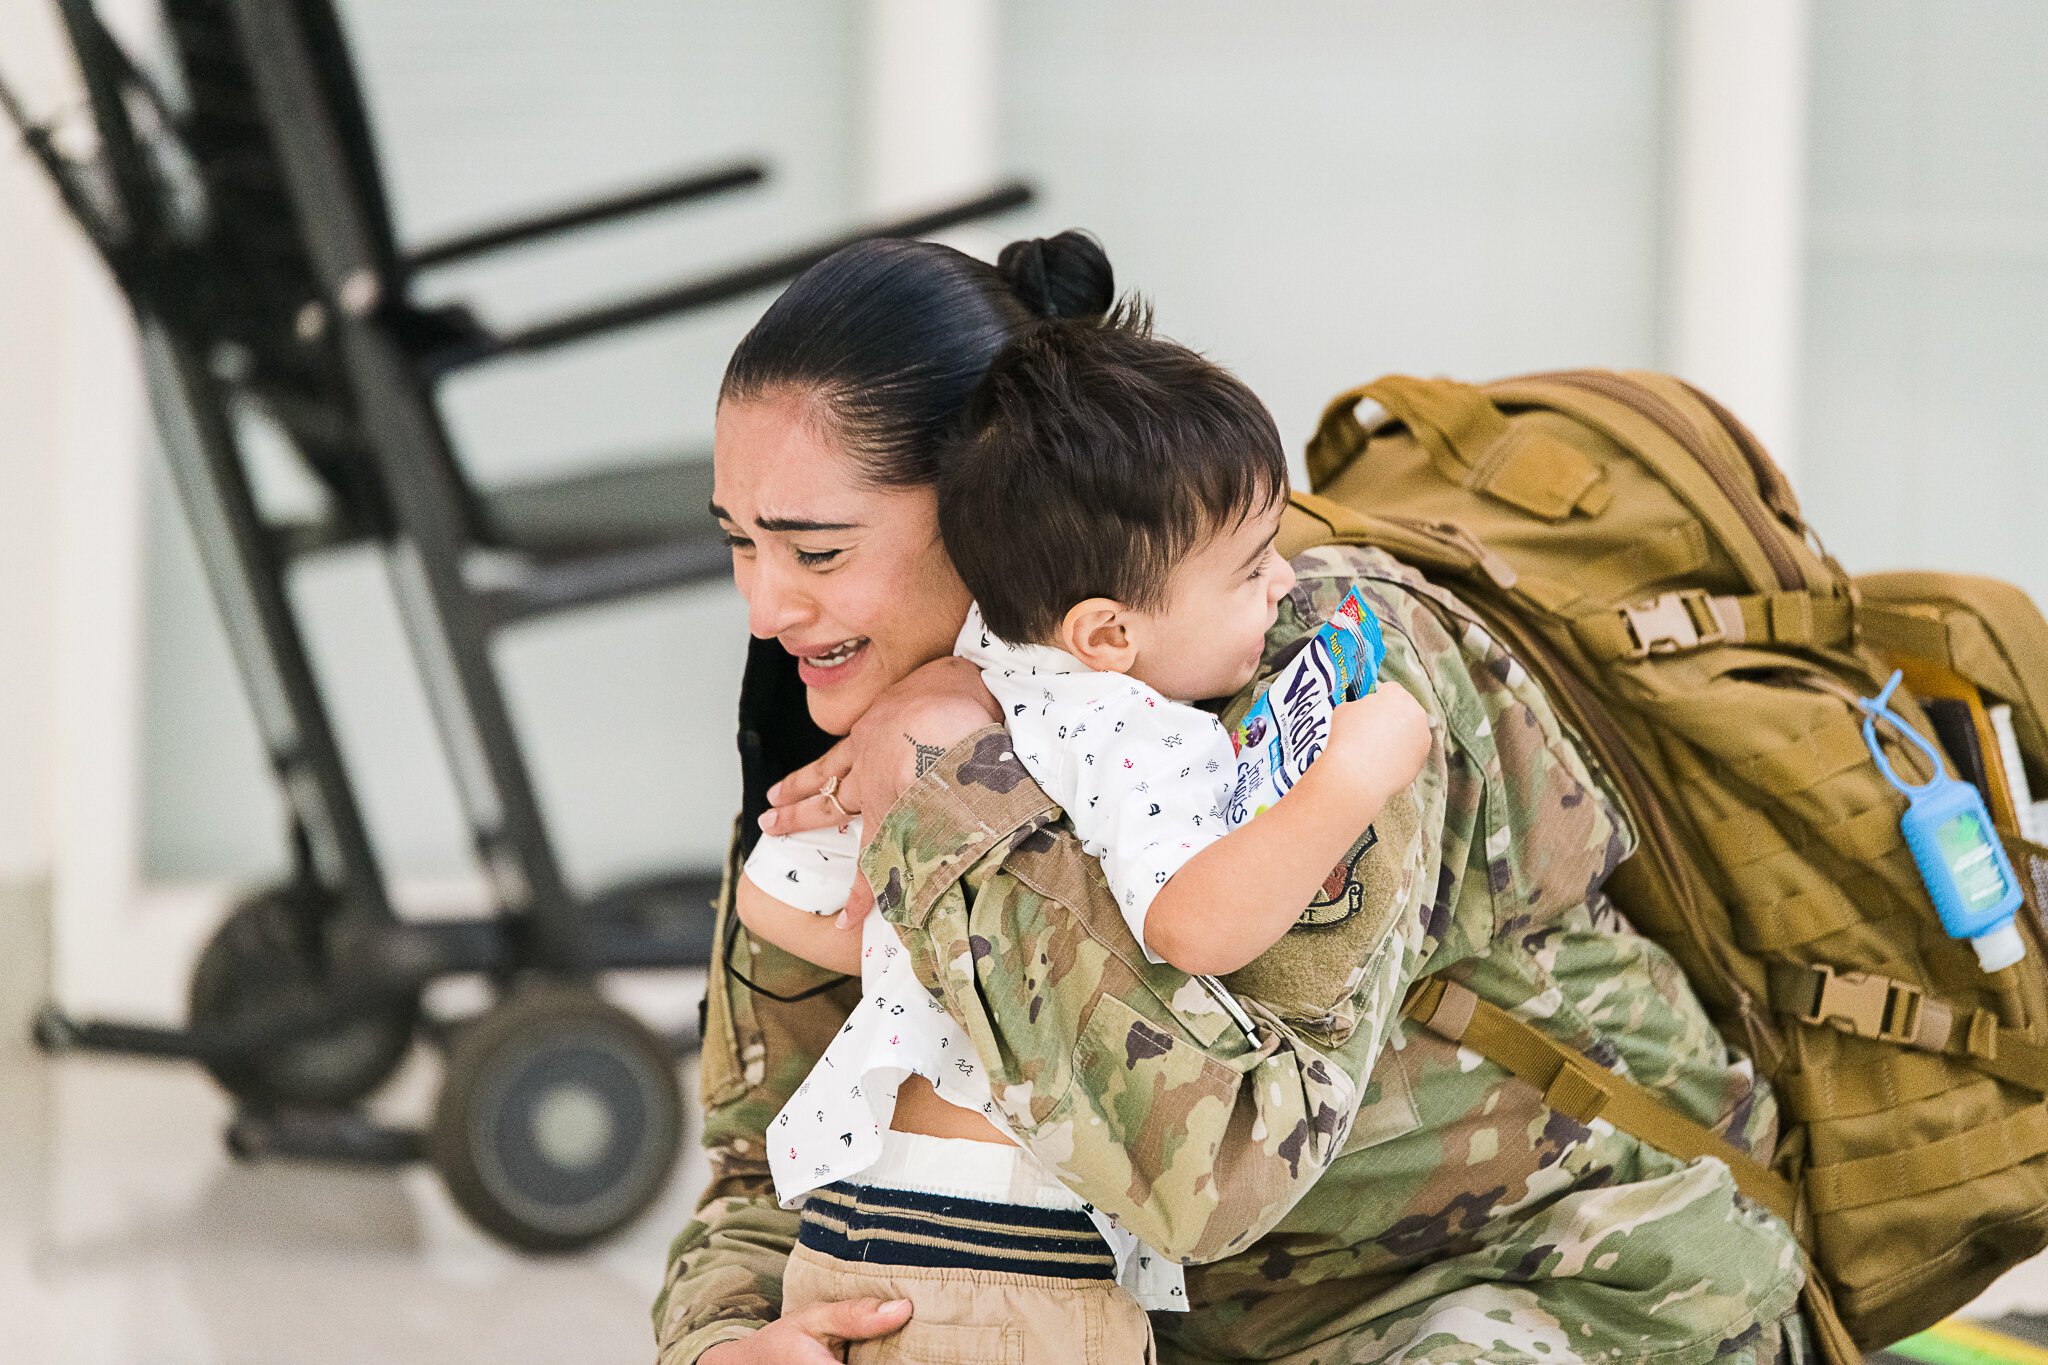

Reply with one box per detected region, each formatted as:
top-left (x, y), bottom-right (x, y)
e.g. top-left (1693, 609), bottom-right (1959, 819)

top-left (1855, 600), bottom-right (1956, 666)
top-left (1571, 590), bottom-right (1856, 661)
top-left (1402, 975), bottom-right (1798, 1222)
top-left (1283, 490), bottom-right (1523, 590)
top-left (1308, 377), bottom-right (1612, 522)
top-left (1768, 960), bottom-right (2048, 1096)
top-left (1804, 1107), bottom-right (2048, 1215)
top-left (1283, 487), bottom-right (1376, 546)
top-left (1399, 956), bottom-right (1865, 1365)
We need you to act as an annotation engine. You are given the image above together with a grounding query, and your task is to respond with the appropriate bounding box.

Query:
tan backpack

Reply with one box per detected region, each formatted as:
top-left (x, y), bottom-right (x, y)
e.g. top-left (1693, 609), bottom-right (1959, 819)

top-left (1284, 370), bottom-right (2048, 1360)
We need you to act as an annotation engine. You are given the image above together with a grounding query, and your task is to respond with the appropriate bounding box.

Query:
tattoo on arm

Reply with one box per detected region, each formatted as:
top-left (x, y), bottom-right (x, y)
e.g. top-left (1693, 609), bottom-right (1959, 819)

top-left (907, 734), bottom-right (947, 778)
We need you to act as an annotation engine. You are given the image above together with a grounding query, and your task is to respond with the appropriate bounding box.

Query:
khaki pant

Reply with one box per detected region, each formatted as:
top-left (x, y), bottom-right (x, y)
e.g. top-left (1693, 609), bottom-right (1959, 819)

top-left (783, 1241), bottom-right (1157, 1364)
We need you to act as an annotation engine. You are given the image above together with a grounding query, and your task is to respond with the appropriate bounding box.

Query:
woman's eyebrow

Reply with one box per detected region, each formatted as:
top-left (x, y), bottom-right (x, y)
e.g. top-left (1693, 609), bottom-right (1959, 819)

top-left (706, 500), bottom-right (860, 534)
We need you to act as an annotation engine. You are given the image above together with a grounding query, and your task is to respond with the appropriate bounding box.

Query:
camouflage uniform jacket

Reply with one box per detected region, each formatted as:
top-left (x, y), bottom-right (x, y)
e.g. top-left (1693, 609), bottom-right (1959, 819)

top-left (656, 545), bottom-right (1806, 1364)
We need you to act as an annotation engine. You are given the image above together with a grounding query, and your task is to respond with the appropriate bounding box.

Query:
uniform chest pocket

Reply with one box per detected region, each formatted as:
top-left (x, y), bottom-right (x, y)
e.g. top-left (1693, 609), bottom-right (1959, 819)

top-left (1339, 1025), bottom-right (1425, 1155)
top-left (1218, 780), bottom-right (1423, 1041)
top-left (1064, 992), bottom-right (1238, 1170)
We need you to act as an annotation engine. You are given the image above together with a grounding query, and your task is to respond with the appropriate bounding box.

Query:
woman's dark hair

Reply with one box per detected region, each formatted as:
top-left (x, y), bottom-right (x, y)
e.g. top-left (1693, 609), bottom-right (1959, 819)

top-left (938, 305), bottom-right (1288, 646)
top-left (720, 230), bottom-right (1115, 487)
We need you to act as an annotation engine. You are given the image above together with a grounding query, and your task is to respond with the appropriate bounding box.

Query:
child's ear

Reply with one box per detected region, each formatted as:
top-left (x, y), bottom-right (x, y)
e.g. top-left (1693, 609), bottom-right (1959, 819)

top-left (1059, 598), bottom-right (1139, 672)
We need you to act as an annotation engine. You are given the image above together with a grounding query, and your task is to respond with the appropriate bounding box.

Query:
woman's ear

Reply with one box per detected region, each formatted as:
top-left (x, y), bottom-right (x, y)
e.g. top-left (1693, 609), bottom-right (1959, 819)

top-left (1059, 598), bottom-right (1139, 673)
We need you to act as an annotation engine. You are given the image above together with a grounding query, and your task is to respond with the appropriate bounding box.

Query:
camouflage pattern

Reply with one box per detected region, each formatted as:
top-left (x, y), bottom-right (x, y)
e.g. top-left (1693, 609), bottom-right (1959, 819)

top-left (656, 544), bottom-right (1807, 1364)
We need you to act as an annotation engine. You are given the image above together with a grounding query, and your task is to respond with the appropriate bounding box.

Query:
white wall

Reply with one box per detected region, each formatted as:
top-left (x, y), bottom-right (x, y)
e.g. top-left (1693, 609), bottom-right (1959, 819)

top-left (1000, 1), bottom-right (1671, 469)
top-left (1, 0), bottom-right (167, 1019)
top-left (0, 0), bottom-right (68, 886)
top-left (0, 0), bottom-right (72, 1032)
top-left (1798, 0), bottom-right (2048, 598)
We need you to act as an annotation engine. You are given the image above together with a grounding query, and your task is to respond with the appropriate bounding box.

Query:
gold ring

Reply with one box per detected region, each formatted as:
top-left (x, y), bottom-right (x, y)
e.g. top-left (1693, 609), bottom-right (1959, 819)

top-left (819, 773), bottom-right (850, 821)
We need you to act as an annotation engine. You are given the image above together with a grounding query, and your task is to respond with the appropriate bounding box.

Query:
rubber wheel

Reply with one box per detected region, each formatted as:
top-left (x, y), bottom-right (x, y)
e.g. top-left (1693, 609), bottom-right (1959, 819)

top-left (428, 985), bottom-right (683, 1252)
top-left (188, 886), bottom-right (419, 1108)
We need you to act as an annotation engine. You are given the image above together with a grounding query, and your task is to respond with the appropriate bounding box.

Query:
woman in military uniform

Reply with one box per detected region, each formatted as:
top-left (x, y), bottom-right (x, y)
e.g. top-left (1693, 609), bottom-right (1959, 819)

top-left (654, 233), bottom-right (1809, 1364)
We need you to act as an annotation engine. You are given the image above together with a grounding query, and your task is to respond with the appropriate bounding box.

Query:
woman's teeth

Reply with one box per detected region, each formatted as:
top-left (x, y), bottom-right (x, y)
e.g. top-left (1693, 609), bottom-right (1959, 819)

top-left (805, 639), bottom-right (866, 668)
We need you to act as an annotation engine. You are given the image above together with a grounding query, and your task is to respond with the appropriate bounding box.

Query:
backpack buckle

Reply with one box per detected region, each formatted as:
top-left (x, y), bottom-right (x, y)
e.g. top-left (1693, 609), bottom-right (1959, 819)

top-left (1796, 964), bottom-right (1924, 1045)
top-left (1618, 589), bottom-right (1726, 659)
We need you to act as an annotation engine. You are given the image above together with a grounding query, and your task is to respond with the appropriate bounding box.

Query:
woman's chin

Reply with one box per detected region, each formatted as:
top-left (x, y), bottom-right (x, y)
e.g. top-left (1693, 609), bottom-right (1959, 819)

top-left (804, 695), bottom-right (846, 736)
top-left (805, 685), bottom-right (864, 737)
top-left (798, 641), bottom-right (876, 734)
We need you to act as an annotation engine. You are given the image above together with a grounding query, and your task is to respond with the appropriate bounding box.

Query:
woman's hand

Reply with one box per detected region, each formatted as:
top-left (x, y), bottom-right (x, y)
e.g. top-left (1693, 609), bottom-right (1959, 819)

top-left (698, 1297), bottom-right (912, 1363)
top-left (762, 657), bottom-right (999, 835)
top-left (761, 656), bottom-right (1000, 924)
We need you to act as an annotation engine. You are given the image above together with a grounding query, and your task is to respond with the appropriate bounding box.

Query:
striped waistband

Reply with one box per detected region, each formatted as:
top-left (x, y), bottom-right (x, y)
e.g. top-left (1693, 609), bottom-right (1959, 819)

top-left (797, 1182), bottom-right (1115, 1280)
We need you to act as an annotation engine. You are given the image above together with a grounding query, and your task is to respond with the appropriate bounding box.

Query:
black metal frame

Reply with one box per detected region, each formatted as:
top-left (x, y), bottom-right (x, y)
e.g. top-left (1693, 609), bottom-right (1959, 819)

top-left (10, 0), bottom-right (1030, 1164)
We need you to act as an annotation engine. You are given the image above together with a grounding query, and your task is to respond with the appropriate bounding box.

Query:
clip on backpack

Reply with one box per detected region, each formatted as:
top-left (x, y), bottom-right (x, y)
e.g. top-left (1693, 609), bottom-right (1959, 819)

top-left (1281, 370), bottom-right (2048, 1362)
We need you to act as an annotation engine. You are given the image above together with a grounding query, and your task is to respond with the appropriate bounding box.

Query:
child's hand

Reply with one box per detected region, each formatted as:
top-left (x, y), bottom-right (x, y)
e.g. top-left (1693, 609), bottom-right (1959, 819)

top-left (1323, 684), bottom-right (1432, 804)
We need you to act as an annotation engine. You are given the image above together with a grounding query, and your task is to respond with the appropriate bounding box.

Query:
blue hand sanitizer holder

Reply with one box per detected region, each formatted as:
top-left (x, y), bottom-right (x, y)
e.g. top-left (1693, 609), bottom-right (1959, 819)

top-left (1859, 670), bottom-right (2026, 972)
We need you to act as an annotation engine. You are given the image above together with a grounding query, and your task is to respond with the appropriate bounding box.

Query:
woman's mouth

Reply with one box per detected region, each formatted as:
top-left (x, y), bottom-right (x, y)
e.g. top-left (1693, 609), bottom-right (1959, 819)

top-left (796, 637), bottom-right (870, 687)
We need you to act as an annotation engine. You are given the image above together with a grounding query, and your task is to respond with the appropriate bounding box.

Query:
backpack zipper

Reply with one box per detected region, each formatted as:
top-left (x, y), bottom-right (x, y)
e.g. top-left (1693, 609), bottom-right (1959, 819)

top-left (1531, 370), bottom-right (1807, 594)
top-left (1682, 382), bottom-right (1858, 585)
top-left (1678, 381), bottom-right (1807, 533)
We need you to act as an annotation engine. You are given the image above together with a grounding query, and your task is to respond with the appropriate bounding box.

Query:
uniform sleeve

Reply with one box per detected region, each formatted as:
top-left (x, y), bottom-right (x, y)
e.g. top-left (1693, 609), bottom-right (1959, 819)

top-left (859, 691), bottom-right (1454, 1264)
top-left (654, 856), bottom-right (861, 1363)
top-left (1059, 689), bottom-right (1238, 964)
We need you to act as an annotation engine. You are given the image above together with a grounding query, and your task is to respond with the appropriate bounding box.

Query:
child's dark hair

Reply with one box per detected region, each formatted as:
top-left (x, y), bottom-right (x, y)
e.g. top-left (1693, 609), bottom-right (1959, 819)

top-left (938, 305), bottom-right (1288, 645)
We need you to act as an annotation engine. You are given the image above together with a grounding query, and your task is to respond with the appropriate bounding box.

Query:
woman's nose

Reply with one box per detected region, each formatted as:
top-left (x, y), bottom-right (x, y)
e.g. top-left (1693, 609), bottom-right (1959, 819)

top-left (745, 558), bottom-right (815, 640)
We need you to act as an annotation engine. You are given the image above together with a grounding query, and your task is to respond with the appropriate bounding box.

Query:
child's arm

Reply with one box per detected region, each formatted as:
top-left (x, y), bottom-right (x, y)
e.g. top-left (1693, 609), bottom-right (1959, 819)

top-left (735, 872), bottom-right (863, 976)
top-left (1143, 684), bottom-right (1433, 977)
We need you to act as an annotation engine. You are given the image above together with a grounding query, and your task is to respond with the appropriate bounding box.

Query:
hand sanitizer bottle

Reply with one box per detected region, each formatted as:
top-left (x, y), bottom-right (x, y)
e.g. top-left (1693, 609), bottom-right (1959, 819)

top-left (1861, 672), bottom-right (2027, 972)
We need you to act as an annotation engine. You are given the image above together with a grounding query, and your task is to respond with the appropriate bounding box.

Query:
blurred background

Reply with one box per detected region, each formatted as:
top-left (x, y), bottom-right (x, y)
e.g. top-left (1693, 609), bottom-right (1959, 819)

top-left (2, 1), bottom-right (2044, 1361)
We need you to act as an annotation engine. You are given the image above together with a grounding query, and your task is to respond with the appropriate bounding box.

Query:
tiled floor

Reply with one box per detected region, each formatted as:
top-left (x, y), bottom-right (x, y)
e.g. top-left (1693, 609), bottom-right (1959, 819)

top-left (3, 1013), bottom-right (711, 1365)
top-left (10, 1018), bottom-right (2048, 1364)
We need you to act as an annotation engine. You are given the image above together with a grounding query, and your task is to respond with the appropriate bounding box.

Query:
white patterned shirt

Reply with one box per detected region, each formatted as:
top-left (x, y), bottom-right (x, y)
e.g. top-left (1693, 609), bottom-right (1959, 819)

top-left (743, 604), bottom-right (1262, 1309)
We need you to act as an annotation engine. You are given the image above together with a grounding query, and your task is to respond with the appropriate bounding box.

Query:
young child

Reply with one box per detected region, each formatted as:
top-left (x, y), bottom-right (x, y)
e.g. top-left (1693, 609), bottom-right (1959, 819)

top-left (735, 306), bottom-right (1431, 1358)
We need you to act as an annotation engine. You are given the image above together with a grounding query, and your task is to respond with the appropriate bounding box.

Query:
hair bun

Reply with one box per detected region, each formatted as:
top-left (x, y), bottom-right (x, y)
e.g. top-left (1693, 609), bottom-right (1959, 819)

top-left (997, 230), bottom-right (1114, 321)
